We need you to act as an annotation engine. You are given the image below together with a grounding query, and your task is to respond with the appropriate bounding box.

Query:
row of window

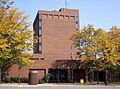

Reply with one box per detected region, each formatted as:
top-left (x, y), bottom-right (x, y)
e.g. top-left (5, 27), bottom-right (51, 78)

top-left (38, 15), bottom-right (42, 52)
top-left (37, 15), bottom-right (79, 53)
top-left (75, 16), bottom-right (79, 29)
top-left (42, 14), bottom-right (79, 20)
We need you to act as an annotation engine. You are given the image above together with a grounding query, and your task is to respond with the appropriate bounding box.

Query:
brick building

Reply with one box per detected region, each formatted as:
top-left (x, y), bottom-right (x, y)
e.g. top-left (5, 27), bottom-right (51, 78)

top-left (10, 8), bottom-right (86, 83)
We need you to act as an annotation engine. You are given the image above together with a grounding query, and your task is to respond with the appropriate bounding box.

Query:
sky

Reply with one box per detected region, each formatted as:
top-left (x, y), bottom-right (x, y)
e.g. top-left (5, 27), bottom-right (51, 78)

top-left (13, 0), bottom-right (120, 30)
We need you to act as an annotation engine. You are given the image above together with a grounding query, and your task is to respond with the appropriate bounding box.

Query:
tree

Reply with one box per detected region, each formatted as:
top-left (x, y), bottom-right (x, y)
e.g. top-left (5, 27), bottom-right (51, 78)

top-left (70, 25), bottom-right (120, 84)
top-left (90, 27), bottom-right (120, 84)
top-left (0, 4), bottom-right (33, 83)
top-left (0, 0), bottom-right (13, 9)
top-left (70, 25), bottom-right (98, 83)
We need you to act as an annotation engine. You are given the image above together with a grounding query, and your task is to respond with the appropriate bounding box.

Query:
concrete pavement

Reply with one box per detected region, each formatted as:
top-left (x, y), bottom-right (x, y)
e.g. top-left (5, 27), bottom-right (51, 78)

top-left (0, 83), bottom-right (120, 87)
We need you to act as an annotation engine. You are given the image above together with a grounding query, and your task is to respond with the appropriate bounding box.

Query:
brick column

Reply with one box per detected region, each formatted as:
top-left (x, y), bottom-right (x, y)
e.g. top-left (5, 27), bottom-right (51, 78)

top-left (45, 69), bottom-right (48, 75)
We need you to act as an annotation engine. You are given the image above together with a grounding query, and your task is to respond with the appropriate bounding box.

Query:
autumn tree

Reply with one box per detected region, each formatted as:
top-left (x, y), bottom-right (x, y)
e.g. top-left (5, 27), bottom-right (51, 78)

top-left (70, 25), bottom-right (99, 83)
top-left (0, 1), bottom-right (33, 83)
top-left (0, 0), bottom-right (13, 9)
top-left (70, 25), bottom-right (120, 84)
top-left (90, 28), bottom-right (120, 84)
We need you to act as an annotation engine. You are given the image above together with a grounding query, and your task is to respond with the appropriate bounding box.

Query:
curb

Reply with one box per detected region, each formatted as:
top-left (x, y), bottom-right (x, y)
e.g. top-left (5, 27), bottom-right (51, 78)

top-left (0, 83), bottom-right (120, 87)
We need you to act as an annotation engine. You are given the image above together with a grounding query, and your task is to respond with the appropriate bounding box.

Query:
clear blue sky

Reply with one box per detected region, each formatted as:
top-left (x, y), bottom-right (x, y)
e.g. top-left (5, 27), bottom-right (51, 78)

top-left (13, 0), bottom-right (120, 30)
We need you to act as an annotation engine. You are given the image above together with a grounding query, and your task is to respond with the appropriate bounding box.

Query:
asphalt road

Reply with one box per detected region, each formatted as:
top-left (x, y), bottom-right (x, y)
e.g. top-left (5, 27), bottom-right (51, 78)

top-left (0, 86), bottom-right (120, 89)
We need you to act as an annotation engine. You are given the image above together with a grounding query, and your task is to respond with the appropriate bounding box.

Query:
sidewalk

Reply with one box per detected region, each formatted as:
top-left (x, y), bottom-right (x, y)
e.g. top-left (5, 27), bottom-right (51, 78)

top-left (0, 83), bottom-right (119, 87)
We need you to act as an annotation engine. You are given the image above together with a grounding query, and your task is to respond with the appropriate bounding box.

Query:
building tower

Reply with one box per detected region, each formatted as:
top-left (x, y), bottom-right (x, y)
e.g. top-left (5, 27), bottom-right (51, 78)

top-left (32, 8), bottom-right (81, 83)
top-left (9, 8), bottom-right (83, 83)
top-left (33, 8), bottom-right (79, 55)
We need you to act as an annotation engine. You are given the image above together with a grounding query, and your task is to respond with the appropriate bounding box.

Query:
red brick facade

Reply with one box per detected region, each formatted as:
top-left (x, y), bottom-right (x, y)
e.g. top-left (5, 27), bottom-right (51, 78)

top-left (9, 8), bottom-right (81, 82)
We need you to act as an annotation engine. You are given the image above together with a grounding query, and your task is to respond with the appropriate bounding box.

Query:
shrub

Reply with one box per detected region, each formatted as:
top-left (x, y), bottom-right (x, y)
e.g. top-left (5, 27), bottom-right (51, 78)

top-left (3, 77), bottom-right (28, 83)
top-left (42, 74), bottom-right (50, 83)
top-left (38, 79), bottom-right (44, 84)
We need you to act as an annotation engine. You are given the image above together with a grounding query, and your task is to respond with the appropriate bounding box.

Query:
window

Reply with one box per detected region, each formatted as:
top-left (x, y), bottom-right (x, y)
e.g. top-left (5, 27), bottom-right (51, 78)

top-left (38, 15), bottom-right (42, 53)
top-left (54, 15), bottom-right (59, 19)
top-left (49, 14), bottom-right (53, 18)
top-left (39, 42), bottom-right (42, 45)
top-left (39, 15), bottom-right (42, 20)
top-left (76, 21), bottom-right (79, 29)
top-left (39, 39), bottom-right (42, 52)
top-left (76, 23), bottom-right (79, 29)
top-left (39, 21), bottom-right (42, 27)
top-left (39, 29), bottom-right (42, 35)
top-left (60, 15), bottom-right (64, 19)
top-left (39, 45), bottom-right (42, 51)
top-left (39, 17), bottom-right (42, 31)
top-left (39, 15), bottom-right (42, 36)
top-left (75, 16), bottom-right (79, 21)
top-left (43, 14), bottom-right (48, 18)
top-left (41, 57), bottom-right (44, 60)
top-left (65, 15), bottom-right (69, 20)
top-left (39, 37), bottom-right (42, 42)
top-left (76, 21), bottom-right (78, 24)
top-left (39, 19), bottom-right (42, 22)
top-left (75, 16), bottom-right (79, 29)
top-left (30, 58), bottom-right (39, 60)
top-left (39, 26), bottom-right (42, 30)
top-left (70, 16), bottom-right (75, 20)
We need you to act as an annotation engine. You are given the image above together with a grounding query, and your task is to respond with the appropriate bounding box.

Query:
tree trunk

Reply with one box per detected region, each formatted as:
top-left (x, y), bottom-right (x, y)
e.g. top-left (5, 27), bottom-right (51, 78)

top-left (104, 70), bottom-right (108, 85)
top-left (0, 68), bottom-right (1, 84)
top-left (18, 68), bottom-right (20, 84)
top-left (57, 70), bottom-right (59, 83)
top-left (92, 70), bottom-right (94, 83)
top-left (90, 71), bottom-right (92, 83)
top-left (109, 70), bottom-right (112, 84)
top-left (96, 70), bottom-right (99, 84)
top-left (85, 68), bottom-right (88, 84)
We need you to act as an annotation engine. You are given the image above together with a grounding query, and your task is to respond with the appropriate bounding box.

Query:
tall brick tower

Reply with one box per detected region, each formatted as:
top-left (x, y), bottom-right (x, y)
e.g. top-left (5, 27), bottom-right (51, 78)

top-left (10, 8), bottom-right (84, 83)
top-left (32, 8), bottom-right (82, 83)
top-left (33, 8), bottom-right (79, 58)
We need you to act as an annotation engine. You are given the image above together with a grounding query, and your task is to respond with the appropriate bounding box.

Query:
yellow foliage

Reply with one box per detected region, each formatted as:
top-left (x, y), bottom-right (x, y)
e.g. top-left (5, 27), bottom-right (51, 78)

top-left (70, 25), bottom-right (120, 70)
top-left (0, 7), bottom-right (33, 69)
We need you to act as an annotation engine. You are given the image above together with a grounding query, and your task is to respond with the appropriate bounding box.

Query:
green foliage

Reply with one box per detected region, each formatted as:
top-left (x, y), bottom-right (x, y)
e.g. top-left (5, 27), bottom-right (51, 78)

top-left (38, 79), bottom-right (44, 84)
top-left (42, 73), bottom-right (50, 83)
top-left (70, 25), bottom-right (120, 71)
top-left (0, 0), bottom-right (13, 9)
top-left (3, 77), bottom-right (28, 83)
top-left (38, 74), bottom-right (50, 84)
top-left (0, 1), bottom-right (33, 81)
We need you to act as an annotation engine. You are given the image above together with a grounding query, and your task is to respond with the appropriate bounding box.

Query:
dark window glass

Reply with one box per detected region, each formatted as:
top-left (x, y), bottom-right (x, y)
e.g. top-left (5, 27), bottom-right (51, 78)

top-left (39, 26), bottom-right (42, 30)
top-left (76, 21), bottom-right (78, 24)
top-left (39, 19), bottom-right (42, 22)
top-left (75, 16), bottom-right (78, 21)
top-left (41, 58), bottom-right (44, 60)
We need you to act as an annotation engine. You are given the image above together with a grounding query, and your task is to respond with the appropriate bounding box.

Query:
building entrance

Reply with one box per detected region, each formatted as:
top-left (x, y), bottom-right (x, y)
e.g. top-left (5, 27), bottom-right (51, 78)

top-left (73, 69), bottom-right (85, 83)
top-left (48, 69), bottom-right (85, 83)
top-left (48, 69), bottom-right (67, 83)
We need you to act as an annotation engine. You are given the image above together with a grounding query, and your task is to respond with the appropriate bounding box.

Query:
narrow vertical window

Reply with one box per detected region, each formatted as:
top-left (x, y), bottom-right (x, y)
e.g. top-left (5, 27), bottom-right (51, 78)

top-left (75, 16), bottom-right (79, 29)
top-left (39, 16), bottom-right (42, 36)
top-left (76, 21), bottom-right (79, 29)
top-left (39, 15), bottom-right (42, 53)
